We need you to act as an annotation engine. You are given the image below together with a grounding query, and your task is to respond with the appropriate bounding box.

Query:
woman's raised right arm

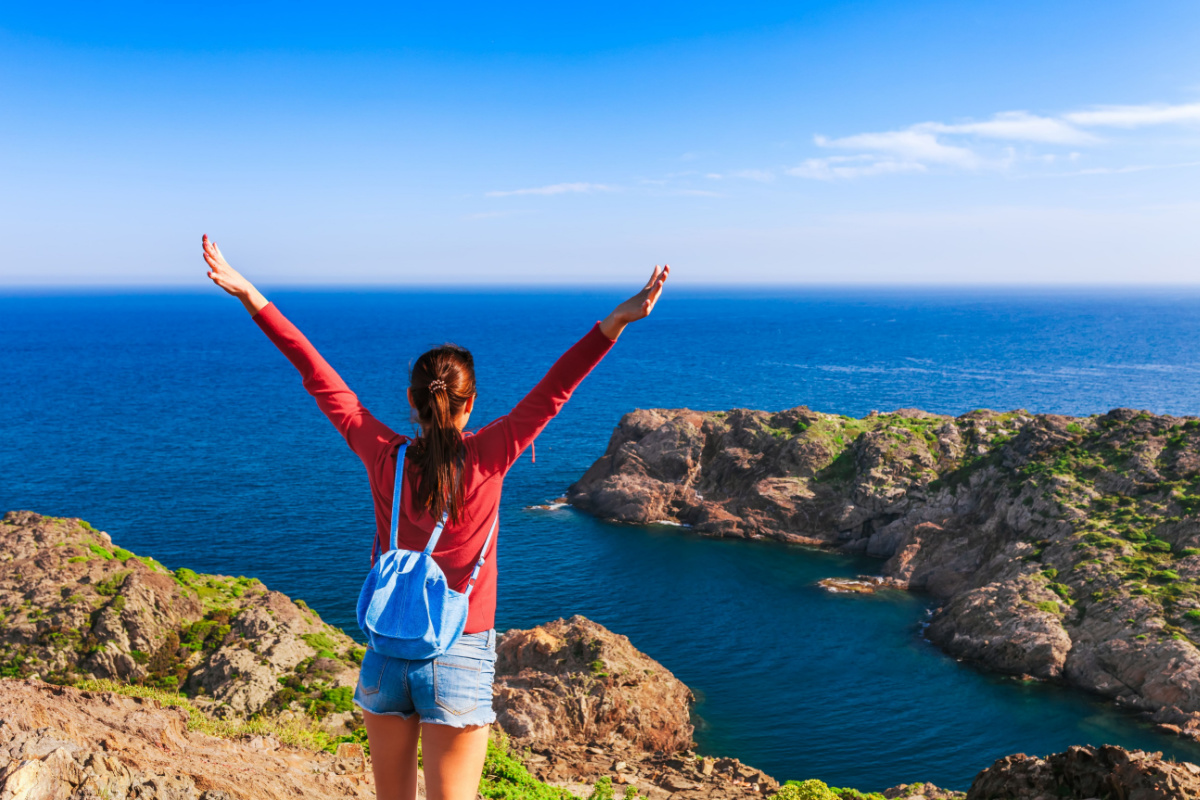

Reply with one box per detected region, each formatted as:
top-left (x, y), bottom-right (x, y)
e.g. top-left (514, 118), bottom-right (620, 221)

top-left (202, 235), bottom-right (397, 461)
top-left (472, 264), bottom-right (669, 475)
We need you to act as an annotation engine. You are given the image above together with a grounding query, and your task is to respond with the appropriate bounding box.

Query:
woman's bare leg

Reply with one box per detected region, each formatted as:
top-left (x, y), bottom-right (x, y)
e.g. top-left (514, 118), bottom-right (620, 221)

top-left (363, 709), bottom-right (422, 800)
top-left (420, 722), bottom-right (491, 800)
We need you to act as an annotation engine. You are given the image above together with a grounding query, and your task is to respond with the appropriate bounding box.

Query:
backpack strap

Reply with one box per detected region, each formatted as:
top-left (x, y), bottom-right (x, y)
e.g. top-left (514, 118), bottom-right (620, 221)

top-left (464, 513), bottom-right (497, 597)
top-left (372, 441), bottom-right (409, 566)
top-left (390, 442), bottom-right (408, 552)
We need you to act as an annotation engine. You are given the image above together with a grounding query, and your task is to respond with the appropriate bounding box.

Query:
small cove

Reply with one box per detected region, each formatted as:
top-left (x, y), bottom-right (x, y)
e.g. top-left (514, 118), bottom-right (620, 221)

top-left (7, 288), bottom-right (1200, 790)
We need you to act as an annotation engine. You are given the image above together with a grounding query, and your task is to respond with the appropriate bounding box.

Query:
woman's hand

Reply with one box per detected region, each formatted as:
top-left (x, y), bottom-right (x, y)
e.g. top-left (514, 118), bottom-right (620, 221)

top-left (599, 264), bottom-right (669, 340)
top-left (203, 234), bottom-right (269, 316)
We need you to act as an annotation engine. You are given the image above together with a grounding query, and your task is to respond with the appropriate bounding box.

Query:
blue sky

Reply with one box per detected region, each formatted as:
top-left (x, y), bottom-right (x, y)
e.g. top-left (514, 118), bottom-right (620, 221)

top-left (1, 1), bottom-right (1198, 286)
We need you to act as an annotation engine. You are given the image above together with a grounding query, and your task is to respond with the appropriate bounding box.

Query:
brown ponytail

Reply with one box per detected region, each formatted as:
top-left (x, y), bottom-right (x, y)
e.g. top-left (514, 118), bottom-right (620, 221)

top-left (409, 344), bottom-right (476, 525)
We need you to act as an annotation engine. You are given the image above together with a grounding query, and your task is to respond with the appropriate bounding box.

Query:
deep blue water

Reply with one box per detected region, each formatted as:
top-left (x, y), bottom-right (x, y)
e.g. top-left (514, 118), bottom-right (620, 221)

top-left (6, 287), bottom-right (1200, 791)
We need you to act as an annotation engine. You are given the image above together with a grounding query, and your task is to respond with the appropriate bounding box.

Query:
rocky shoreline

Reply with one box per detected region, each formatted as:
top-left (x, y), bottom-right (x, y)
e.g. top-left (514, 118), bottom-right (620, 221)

top-left (567, 406), bottom-right (1200, 742)
top-left (3, 510), bottom-right (1200, 798)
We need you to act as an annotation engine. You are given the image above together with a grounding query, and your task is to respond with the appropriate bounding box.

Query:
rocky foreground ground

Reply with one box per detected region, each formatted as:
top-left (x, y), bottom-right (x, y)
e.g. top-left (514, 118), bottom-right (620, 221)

top-left (567, 406), bottom-right (1200, 741)
top-left (2, 511), bottom-right (1199, 798)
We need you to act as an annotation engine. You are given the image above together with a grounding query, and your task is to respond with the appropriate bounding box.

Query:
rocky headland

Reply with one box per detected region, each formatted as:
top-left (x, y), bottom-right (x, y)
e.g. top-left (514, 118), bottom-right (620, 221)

top-left (567, 406), bottom-right (1200, 740)
top-left (2, 509), bottom-right (1198, 799)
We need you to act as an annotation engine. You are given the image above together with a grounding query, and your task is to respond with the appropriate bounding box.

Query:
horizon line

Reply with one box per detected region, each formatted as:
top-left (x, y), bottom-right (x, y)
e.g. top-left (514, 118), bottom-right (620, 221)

top-left (9, 281), bottom-right (1200, 295)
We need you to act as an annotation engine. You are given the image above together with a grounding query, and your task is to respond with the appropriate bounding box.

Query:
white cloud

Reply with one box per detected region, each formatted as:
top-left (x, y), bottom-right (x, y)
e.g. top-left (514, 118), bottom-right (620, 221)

top-left (788, 156), bottom-right (927, 180)
top-left (485, 182), bottom-right (614, 197)
top-left (1065, 102), bottom-right (1200, 128)
top-left (791, 99), bottom-right (1198, 181)
top-left (815, 130), bottom-right (981, 168)
top-left (920, 111), bottom-right (1095, 144)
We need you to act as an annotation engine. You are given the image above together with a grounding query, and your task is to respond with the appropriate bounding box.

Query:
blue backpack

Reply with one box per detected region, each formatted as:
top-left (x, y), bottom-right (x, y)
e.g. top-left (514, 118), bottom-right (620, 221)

top-left (356, 442), bottom-right (496, 660)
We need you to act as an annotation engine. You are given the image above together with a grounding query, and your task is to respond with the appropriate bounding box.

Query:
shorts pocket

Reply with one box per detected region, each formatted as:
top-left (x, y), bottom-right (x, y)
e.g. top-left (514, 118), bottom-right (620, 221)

top-left (433, 654), bottom-right (482, 715)
top-left (358, 649), bottom-right (387, 696)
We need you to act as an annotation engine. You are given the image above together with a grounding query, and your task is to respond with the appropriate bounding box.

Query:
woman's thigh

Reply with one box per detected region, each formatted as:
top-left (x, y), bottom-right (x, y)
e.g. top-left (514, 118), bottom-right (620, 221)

top-left (364, 709), bottom-right (422, 800)
top-left (420, 721), bottom-right (491, 800)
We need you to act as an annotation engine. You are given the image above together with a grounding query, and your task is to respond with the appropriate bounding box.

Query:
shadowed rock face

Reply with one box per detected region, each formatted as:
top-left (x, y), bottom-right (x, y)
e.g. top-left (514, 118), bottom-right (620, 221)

top-left (568, 406), bottom-right (1200, 736)
top-left (966, 744), bottom-right (1200, 799)
top-left (0, 511), bottom-right (363, 728)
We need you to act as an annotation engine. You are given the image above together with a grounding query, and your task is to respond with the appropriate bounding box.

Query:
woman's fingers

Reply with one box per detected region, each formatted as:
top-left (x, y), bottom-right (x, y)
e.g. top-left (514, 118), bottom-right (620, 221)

top-left (641, 264), bottom-right (661, 291)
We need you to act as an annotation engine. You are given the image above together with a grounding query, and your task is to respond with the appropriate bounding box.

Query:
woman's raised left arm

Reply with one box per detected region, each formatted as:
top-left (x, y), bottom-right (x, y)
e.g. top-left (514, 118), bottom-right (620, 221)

top-left (201, 235), bottom-right (398, 463)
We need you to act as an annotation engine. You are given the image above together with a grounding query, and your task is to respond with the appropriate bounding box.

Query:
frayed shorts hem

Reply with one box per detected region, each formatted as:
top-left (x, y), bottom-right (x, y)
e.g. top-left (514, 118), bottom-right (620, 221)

top-left (353, 698), bottom-right (416, 720)
top-left (354, 697), bottom-right (497, 728)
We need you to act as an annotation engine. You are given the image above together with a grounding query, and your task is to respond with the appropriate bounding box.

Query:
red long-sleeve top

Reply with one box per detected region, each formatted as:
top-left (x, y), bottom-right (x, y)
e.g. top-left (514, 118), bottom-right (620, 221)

top-left (253, 302), bottom-right (616, 633)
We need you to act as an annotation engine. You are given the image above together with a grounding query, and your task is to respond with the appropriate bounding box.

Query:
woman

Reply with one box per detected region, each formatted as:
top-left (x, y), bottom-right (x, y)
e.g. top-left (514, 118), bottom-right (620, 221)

top-left (201, 235), bottom-right (668, 800)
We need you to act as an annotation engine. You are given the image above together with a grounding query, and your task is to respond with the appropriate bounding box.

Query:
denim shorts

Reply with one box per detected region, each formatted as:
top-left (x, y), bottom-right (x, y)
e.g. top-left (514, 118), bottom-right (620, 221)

top-left (353, 629), bottom-right (497, 728)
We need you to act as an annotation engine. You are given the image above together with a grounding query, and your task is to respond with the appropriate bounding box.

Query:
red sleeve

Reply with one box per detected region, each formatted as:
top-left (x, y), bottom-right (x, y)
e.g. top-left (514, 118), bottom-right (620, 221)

top-left (253, 302), bottom-right (398, 466)
top-left (472, 322), bottom-right (616, 476)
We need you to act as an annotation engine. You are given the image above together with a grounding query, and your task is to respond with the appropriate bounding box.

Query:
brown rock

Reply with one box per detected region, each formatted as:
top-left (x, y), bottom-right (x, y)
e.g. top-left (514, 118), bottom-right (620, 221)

top-left (967, 744), bottom-right (1200, 799)
top-left (0, 512), bottom-right (362, 726)
top-left (494, 615), bottom-right (694, 753)
top-left (0, 678), bottom-right (376, 799)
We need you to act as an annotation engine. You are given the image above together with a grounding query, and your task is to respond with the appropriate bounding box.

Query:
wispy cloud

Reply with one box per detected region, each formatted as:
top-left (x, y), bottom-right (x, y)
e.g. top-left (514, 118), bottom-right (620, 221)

top-left (485, 182), bottom-right (615, 197)
top-left (815, 130), bottom-right (981, 168)
top-left (788, 100), bottom-right (1200, 181)
top-left (787, 156), bottom-right (927, 180)
top-left (921, 111), bottom-right (1095, 144)
top-left (1064, 102), bottom-right (1200, 128)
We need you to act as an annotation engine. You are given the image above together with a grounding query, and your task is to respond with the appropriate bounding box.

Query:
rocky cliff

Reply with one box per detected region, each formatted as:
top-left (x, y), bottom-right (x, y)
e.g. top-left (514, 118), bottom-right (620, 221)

top-left (0, 511), bottom-right (364, 732)
top-left (567, 406), bottom-right (1200, 738)
top-left (3, 509), bottom-right (1197, 799)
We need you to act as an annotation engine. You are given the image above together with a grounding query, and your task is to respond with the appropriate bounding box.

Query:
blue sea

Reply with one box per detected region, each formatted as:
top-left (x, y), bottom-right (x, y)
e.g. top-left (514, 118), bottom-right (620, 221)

top-left (6, 287), bottom-right (1200, 791)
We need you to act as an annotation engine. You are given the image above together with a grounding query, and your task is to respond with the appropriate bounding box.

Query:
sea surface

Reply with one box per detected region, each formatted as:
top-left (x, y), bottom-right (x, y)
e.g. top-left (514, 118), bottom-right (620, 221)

top-left (6, 287), bottom-right (1200, 791)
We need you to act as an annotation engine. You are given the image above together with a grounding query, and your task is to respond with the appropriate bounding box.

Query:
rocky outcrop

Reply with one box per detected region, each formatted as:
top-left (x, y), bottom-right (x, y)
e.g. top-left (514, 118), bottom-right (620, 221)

top-left (568, 407), bottom-right (1200, 736)
top-left (0, 512), bottom-right (363, 729)
top-left (0, 508), bottom-right (1197, 798)
top-left (966, 744), bottom-right (1200, 799)
top-left (0, 678), bottom-right (374, 799)
top-left (494, 615), bottom-right (694, 754)
top-left (491, 617), bottom-right (956, 800)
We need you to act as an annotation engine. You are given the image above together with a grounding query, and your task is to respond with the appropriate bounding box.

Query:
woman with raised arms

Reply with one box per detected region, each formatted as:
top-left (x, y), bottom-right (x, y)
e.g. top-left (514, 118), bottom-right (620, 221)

top-left (201, 234), bottom-right (668, 800)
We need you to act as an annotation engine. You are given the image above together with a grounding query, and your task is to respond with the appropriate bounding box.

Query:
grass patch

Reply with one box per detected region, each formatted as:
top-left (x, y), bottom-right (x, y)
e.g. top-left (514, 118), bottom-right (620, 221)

top-left (480, 731), bottom-right (582, 800)
top-left (88, 544), bottom-right (114, 560)
top-left (74, 679), bottom-right (366, 754)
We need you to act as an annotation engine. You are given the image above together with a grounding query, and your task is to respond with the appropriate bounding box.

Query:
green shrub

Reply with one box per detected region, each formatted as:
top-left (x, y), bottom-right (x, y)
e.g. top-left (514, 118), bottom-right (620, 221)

top-left (588, 777), bottom-right (614, 800)
top-left (94, 571), bottom-right (130, 596)
top-left (112, 548), bottom-right (134, 562)
top-left (320, 686), bottom-right (355, 714)
top-left (774, 780), bottom-right (839, 800)
top-left (479, 732), bottom-right (580, 799)
top-left (67, 556), bottom-right (88, 564)
top-left (1185, 610), bottom-right (1200, 621)
top-left (1034, 601), bottom-right (1061, 614)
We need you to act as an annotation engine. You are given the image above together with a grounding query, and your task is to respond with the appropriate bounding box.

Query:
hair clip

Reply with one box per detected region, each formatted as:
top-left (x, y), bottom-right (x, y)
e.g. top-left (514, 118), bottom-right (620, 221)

top-left (428, 378), bottom-right (447, 392)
